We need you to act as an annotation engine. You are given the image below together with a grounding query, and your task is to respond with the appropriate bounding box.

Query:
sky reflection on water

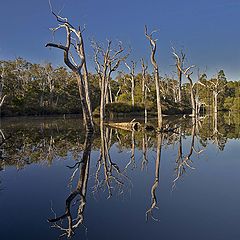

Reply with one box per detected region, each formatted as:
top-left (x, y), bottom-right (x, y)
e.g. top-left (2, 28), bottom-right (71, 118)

top-left (0, 115), bottom-right (240, 240)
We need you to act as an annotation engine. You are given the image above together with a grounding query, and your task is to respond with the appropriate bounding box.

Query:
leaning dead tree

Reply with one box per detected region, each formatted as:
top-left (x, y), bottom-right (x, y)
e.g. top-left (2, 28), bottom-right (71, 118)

top-left (172, 47), bottom-right (185, 102)
top-left (172, 49), bottom-right (196, 118)
top-left (125, 61), bottom-right (136, 107)
top-left (92, 40), bottom-right (128, 122)
top-left (46, 11), bottom-right (94, 132)
top-left (145, 26), bottom-right (163, 128)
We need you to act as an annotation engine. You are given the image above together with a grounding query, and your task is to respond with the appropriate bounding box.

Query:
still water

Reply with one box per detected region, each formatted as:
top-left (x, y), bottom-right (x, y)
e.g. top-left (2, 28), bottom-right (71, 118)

top-left (0, 115), bottom-right (240, 239)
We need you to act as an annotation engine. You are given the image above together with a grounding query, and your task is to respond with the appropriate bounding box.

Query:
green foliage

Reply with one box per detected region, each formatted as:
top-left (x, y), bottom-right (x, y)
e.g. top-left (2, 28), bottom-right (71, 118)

top-left (0, 58), bottom-right (239, 117)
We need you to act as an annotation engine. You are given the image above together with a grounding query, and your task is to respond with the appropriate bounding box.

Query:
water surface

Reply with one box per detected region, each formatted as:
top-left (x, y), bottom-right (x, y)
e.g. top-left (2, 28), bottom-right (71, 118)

top-left (0, 115), bottom-right (240, 239)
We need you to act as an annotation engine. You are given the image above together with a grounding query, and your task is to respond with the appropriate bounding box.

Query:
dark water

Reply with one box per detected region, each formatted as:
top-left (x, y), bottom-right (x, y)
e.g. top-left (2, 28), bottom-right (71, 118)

top-left (0, 114), bottom-right (240, 240)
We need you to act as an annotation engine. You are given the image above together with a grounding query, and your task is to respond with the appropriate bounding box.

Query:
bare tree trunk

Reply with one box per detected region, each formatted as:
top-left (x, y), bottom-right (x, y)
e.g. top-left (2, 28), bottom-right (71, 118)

top-left (145, 26), bottom-right (163, 128)
top-left (189, 81), bottom-right (196, 117)
top-left (172, 49), bottom-right (196, 118)
top-left (178, 70), bottom-right (182, 102)
top-left (125, 61), bottom-right (136, 107)
top-left (213, 91), bottom-right (218, 113)
top-left (80, 41), bottom-right (93, 122)
top-left (93, 40), bottom-right (128, 123)
top-left (46, 12), bottom-right (94, 132)
top-left (108, 82), bottom-right (113, 103)
top-left (0, 63), bottom-right (6, 107)
top-left (172, 48), bottom-right (185, 103)
top-left (141, 58), bottom-right (148, 125)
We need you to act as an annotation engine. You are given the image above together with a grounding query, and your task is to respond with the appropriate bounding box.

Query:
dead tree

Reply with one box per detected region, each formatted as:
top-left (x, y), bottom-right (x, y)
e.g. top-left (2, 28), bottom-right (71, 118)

top-left (46, 11), bottom-right (94, 132)
top-left (0, 62), bottom-right (6, 107)
top-left (172, 48), bottom-right (185, 102)
top-left (125, 61), bottom-right (136, 107)
top-left (92, 40), bottom-right (128, 123)
top-left (141, 58), bottom-right (149, 125)
top-left (145, 26), bottom-right (163, 128)
top-left (172, 50), bottom-right (197, 117)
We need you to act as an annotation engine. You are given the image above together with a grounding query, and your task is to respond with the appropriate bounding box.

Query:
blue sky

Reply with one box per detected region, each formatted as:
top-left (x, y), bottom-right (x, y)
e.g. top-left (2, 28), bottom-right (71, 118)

top-left (0, 0), bottom-right (239, 80)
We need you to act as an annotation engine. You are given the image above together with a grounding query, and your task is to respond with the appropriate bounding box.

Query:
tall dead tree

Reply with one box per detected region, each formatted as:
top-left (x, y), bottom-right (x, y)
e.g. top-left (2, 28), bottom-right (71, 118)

top-left (92, 40), bottom-right (128, 123)
top-left (145, 26), bottom-right (163, 128)
top-left (125, 61), bottom-right (136, 107)
top-left (141, 58), bottom-right (149, 125)
top-left (172, 50), bottom-right (197, 118)
top-left (46, 11), bottom-right (94, 132)
top-left (172, 47), bottom-right (185, 102)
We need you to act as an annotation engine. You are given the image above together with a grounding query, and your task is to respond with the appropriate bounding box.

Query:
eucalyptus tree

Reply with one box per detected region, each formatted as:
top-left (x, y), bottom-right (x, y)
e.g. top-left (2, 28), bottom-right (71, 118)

top-left (198, 71), bottom-right (227, 113)
top-left (46, 11), bottom-right (94, 132)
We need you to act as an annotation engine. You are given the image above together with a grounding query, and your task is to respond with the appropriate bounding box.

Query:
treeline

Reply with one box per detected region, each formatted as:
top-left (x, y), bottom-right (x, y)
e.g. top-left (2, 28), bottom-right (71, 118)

top-left (0, 58), bottom-right (239, 117)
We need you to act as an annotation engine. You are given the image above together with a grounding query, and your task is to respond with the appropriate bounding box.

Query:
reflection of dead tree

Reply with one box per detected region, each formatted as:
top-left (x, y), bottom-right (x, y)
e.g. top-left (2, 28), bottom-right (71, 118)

top-left (141, 133), bottom-right (149, 171)
top-left (146, 133), bottom-right (162, 221)
top-left (93, 124), bottom-right (128, 199)
top-left (0, 129), bottom-right (7, 162)
top-left (210, 116), bottom-right (226, 151)
top-left (173, 123), bottom-right (203, 188)
top-left (48, 131), bottom-right (93, 238)
top-left (124, 129), bottom-right (136, 171)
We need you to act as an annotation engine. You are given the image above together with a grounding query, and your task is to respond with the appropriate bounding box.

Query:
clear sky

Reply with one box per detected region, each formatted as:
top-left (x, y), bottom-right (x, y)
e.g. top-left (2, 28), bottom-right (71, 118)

top-left (0, 0), bottom-right (240, 80)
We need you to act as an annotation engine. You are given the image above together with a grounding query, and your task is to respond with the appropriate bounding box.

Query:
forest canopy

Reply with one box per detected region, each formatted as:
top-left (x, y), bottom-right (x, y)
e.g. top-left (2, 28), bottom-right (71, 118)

top-left (0, 58), bottom-right (239, 117)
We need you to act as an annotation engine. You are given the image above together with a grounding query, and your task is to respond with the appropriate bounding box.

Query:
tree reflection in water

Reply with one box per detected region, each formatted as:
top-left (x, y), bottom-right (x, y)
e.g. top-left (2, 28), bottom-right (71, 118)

top-left (0, 114), bottom-right (239, 238)
top-left (48, 131), bottom-right (93, 238)
top-left (146, 133), bottom-right (162, 221)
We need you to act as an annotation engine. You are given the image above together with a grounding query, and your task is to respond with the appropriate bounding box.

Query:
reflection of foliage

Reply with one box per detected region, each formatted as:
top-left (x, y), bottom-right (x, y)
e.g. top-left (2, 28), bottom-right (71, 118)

top-left (1, 118), bottom-right (87, 167)
top-left (1, 115), bottom-right (240, 235)
top-left (1, 114), bottom-right (240, 169)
